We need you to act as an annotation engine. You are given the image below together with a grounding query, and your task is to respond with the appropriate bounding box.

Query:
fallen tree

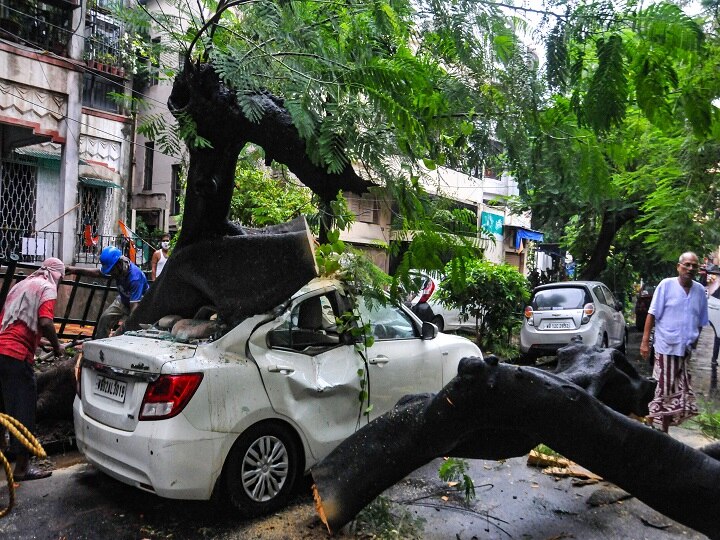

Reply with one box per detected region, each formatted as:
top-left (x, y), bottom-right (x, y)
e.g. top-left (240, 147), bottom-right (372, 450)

top-left (311, 344), bottom-right (720, 538)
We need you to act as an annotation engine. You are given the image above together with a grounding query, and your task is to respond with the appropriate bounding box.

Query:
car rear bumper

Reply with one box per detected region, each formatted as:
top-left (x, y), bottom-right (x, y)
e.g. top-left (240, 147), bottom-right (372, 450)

top-left (520, 323), bottom-right (600, 354)
top-left (73, 397), bottom-right (228, 500)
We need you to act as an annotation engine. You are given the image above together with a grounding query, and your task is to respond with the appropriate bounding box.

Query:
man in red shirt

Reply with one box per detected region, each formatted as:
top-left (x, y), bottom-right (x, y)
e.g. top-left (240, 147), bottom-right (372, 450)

top-left (0, 258), bottom-right (64, 481)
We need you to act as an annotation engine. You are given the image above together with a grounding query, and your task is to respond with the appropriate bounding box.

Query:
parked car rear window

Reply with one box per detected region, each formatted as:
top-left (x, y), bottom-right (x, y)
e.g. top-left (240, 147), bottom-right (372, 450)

top-left (532, 288), bottom-right (589, 310)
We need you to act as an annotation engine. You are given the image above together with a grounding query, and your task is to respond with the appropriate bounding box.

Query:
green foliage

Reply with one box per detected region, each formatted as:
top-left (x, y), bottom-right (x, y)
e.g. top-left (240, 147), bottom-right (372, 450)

top-left (438, 458), bottom-right (476, 505)
top-left (436, 259), bottom-right (530, 351)
top-left (228, 158), bottom-right (313, 227)
top-left (315, 230), bottom-right (394, 425)
top-left (352, 496), bottom-right (425, 540)
top-left (693, 401), bottom-right (720, 440)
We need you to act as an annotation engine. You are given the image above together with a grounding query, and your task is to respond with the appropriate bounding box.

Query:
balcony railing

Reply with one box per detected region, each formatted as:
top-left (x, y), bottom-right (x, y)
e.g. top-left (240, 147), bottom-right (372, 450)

top-left (0, 1), bottom-right (75, 56)
top-left (84, 6), bottom-right (128, 78)
top-left (0, 228), bottom-right (61, 262)
top-left (75, 233), bottom-right (151, 271)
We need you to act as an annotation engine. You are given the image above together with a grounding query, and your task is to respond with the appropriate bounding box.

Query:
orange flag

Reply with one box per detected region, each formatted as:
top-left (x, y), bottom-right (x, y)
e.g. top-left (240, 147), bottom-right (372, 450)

top-left (118, 220), bottom-right (137, 263)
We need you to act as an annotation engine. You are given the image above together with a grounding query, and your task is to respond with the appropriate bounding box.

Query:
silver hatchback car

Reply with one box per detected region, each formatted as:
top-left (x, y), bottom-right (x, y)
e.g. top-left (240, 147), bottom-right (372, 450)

top-left (520, 281), bottom-right (627, 361)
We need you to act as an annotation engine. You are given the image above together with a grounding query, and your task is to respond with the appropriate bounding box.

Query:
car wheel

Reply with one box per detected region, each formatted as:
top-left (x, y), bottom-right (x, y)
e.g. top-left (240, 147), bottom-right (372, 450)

top-left (431, 315), bottom-right (444, 332)
top-left (223, 422), bottom-right (300, 518)
top-left (618, 329), bottom-right (628, 354)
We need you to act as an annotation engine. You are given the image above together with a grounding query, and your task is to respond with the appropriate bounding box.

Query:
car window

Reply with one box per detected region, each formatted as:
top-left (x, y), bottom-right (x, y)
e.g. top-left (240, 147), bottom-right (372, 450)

top-left (593, 286), bottom-right (608, 306)
top-left (532, 287), bottom-right (589, 310)
top-left (267, 293), bottom-right (341, 352)
top-left (602, 286), bottom-right (617, 306)
top-left (356, 296), bottom-right (417, 340)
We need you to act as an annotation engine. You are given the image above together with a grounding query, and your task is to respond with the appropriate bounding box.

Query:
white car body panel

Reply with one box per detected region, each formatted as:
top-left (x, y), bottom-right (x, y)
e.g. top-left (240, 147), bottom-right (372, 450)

top-left (74, 278), bottom-right (482, 503)
top-left (708, 295), bottom-right (720, 335)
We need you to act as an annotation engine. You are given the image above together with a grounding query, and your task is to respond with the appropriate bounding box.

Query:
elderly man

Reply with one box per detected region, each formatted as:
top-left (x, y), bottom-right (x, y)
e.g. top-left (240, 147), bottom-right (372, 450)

top-left (67, 246), bottom-right (149, 339)
top-left (0, 258), bottom-right (65, 481)
top-left (640, 251), bottom-right (708, 432)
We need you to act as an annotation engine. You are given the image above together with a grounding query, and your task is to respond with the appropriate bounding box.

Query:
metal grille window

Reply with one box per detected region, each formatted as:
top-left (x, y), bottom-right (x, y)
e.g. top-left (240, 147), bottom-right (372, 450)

top-left (143, 141), bottom-right (154, 191)
top-left (0, 158), bottom-right (37, 258)
top-left (82, 72), bottom-right (119, 113)
top-left (75, 182), bottom-right (117, 264)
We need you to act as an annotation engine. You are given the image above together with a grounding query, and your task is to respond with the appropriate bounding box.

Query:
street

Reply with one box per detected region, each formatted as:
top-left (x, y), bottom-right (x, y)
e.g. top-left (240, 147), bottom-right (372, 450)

top-left (0, 327), bottom-right (716, 539)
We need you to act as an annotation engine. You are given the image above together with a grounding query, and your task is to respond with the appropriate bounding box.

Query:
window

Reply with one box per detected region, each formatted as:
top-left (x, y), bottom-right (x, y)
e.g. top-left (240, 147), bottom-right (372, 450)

top-left (82, 73), bottom-right (119, 113)
top-left (267, 294), bottom-right (341, 352)
top-left (171, 164), bottom-right (182, 216)
top-left (150, 37), bottom-right (161, 86)
top-left (532, 288), bottom-right (589, 310)
top-left (143, 141), bottom-right (154, 191)
top-left (356, 297), bottom-right (417, 340)
top-left (348, 194), bottom-right (379, 224)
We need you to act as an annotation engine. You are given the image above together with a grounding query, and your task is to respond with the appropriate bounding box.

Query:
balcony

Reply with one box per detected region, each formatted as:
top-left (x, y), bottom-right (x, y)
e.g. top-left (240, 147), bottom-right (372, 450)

top-left (84, 5), bottom-right (129, 78)
top-left (0, 0), bottom-right (77, 56)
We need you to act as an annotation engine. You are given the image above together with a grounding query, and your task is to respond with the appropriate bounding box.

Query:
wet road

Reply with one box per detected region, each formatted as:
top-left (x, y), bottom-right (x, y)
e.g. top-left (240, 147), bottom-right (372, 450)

top-left (0, 328), bottom-right (716, 539)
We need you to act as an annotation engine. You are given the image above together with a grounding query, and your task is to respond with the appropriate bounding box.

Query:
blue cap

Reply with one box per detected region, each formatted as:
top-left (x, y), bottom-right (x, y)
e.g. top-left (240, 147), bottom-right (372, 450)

top-left (99, 246), bottom-right (122, 275)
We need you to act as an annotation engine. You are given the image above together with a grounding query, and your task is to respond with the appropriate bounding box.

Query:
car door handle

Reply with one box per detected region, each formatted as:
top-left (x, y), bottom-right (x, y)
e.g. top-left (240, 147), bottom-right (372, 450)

top-left (267, 365), bottom-right (295, 374)
top-left (369, 356), bottom-right (390, 365)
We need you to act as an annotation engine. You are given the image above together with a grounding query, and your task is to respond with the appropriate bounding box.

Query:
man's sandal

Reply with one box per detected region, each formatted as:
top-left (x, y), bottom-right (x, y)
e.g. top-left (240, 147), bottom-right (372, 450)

top-left (13, 467), bottom-right (52, 481)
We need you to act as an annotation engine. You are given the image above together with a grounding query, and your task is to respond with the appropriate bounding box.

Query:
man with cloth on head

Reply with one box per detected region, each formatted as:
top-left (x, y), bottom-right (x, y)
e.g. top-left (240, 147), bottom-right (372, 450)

top-left (640, 251), bottom-right (708, 433)
top-left (0, 257), bottom-right (65, 481)
top-left (66, 246), bottom-right (149, 339)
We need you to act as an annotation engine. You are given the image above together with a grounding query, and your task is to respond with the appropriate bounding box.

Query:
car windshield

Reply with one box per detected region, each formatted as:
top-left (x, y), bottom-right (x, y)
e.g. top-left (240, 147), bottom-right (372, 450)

top-left (533, 287), bottom-right (589, 310)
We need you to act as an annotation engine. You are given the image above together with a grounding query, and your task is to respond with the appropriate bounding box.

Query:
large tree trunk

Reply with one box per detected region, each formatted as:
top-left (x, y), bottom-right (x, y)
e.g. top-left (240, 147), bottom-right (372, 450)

top-left (579, 207), bottom-right (638, 280)
top-left (312, 345), bottom-right (720, 538)
top-left (167, 62), bottom-right (370, 250)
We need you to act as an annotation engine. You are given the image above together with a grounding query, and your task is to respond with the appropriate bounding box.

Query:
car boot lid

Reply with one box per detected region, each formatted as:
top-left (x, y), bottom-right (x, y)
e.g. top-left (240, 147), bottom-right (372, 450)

top-left (83, 334), bottom-right (198, 374)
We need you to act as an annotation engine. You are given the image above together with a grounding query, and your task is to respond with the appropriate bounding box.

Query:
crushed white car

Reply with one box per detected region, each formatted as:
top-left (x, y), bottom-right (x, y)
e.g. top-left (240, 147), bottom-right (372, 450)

top-left (74, 277), bottom-right (481, 516)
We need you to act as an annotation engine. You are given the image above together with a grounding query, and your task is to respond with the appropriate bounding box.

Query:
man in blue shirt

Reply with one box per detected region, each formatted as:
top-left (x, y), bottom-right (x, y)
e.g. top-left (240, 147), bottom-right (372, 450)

top-left (640, 251), bottom-right (708, 432)
top-left (67, 246), bottom-right (149, 339)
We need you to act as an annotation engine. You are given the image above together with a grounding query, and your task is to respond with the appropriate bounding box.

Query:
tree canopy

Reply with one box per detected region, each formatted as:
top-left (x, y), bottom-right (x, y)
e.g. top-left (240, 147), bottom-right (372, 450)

top-left (509, 1), bottom-right (720, 282)
top-left (124, 0), bottom-right (720, 286)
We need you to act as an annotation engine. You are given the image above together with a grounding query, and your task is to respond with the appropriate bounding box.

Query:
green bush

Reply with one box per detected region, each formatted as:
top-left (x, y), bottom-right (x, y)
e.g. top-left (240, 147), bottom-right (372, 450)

top-left (436, 259), bottom-right (530, 351)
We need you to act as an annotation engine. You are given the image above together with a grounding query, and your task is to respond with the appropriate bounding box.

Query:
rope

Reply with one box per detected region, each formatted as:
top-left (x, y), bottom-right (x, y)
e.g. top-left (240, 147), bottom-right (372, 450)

top-left (0, 414), bottom-right (47, 519)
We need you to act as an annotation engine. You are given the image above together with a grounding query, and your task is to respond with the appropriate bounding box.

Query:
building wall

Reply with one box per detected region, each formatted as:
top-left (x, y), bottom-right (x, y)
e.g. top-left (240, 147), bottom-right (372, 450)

top-left (0, 4), bottom-right (134, 265)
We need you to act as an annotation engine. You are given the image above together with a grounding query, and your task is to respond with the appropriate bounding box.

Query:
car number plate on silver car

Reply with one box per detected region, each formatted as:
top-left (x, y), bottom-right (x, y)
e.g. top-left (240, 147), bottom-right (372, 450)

top-left (94, 375), bottom-right (127, 403)
top-left (546, 321), bottom-right (572, 329)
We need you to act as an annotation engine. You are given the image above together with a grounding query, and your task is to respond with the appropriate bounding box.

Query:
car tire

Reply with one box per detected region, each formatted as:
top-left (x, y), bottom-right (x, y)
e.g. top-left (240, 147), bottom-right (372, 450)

top-left (431, 315), bottom-right (444, 332)
top-left (618, 329), bottom-right (628, 354)
top-left (223, 422), bottom-right (300, 518)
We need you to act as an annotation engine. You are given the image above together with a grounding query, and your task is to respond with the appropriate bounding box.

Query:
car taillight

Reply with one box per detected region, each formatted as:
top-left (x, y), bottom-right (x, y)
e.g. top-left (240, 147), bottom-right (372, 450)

top-left (581, 303), bottom-right (595, 324)
top-left (524, 306), bottom-right (534, 325)
top-left (418, 279), bottom-right (436, 304)
top-left (74, 352), bottom-right (83, 397)
top-left (139, 373), bottom-right (203, 421)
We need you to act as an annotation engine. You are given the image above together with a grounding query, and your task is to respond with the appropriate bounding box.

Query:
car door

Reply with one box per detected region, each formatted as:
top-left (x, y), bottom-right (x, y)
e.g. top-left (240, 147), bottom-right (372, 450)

top-left (248, 290), bottom-right (361, 461)
top-left (595, 285), bottom-right (624, 347)
top-left (355, 297), bottom-right (444, 421)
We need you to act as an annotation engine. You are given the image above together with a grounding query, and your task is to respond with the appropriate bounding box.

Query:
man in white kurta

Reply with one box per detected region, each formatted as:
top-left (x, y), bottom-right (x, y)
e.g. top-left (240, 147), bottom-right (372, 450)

top-left (640, 252), bottom-right (708, 432)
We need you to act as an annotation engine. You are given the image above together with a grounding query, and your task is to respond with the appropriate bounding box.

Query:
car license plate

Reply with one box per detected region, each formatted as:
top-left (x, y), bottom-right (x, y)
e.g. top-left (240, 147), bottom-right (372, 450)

top-left (547, 321), bottom-right (572, 329)
top-left (94, 375), bottom-right (127, 403)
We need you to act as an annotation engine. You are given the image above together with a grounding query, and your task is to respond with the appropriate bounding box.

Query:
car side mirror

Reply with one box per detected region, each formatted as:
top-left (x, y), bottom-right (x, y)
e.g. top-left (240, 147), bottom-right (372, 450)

top-left (422, 321), bottom-right (438, 340)
top-left (615, 302), bottom-right (623, 311)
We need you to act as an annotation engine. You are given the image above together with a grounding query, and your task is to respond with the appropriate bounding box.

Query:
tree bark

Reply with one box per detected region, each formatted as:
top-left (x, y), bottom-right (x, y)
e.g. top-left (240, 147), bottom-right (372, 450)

top-left (579, 207), bottom-right (638, 280)
top-left (312, 346), bottom-right (720, 538)
top-left (167, 63), bottom-right (370, 250)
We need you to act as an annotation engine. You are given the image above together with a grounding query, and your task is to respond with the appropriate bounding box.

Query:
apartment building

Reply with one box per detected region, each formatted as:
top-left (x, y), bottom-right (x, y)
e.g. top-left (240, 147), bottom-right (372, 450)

top-left (0, 0), bottom-right (135, 266)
